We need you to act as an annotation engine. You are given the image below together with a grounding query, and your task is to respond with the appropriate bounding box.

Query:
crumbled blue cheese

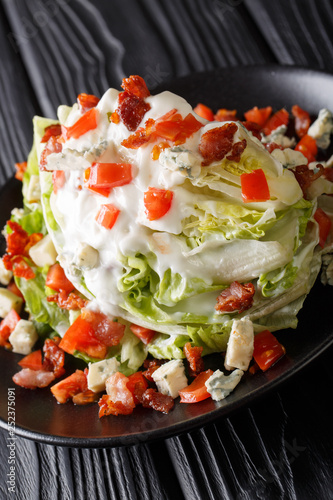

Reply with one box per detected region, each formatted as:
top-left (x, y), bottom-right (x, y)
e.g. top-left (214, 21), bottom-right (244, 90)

top-left (151, 359), bottom-right (188, 398)
top-left (8, 319), bottom-right (38, 354)
top-left (0, 258), bottom-right (13, 285)
top-left (159, 146), bottom-right (201, 179)
top-left (271, 148), bottom-right (307, 169)
top-left (205, 368), bottom-right (244, 401)
top-left (262, 125), bottom-right (295, 148)
top-left (29, 234), bottom-right (58, 267)
top-left (72, 242), bottom-right (99, 270)
top-left (87, 357), bottom-right (120, 393)
top-left (224, 318), bottom-right (254, 371)
top-left (308, 109), bottom-right (333, 149)
top-left (0, 288), bottom-right (23, 317)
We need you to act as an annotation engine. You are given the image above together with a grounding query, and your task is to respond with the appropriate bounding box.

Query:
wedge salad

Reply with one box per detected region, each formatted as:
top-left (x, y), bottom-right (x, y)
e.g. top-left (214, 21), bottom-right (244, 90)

top-left (0, 75), bottom-right (332, 417)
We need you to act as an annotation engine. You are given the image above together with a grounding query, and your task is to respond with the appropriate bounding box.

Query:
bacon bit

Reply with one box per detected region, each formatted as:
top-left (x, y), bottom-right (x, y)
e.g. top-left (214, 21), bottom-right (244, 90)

top-left (265, 142), bottom-right (284, 153)
top-left (199, 122), bottom-right (238, 166)
top-left (292, 105), bottom-right (311, 139)
top-left (126, 371), bottom-right (149, 405)
top-left (116, 91), bottom-right (151, 132)
top-left (43, 338), bottom-right (65, 378)
top-left (241, 121), bottom-right (262, 141)
top-left (72, 389), bottom-right (100, 405)
top-left (151, 141), bottom-right (170, 160)
top-left (226, 139), bottom-right (247, 162)
top-left (40, 135), bottom-right (63, 171)
top-left (121, 118), bottom-right (156, 149)
top-left (12, 368), bottom-right (55, 389)
top-left (3, 221), bottom-right (42, 279)
top-left (6, 221), bottom-right (29, 256)
top-left (3, 255), bottom-right (35, 279)
top-left (215, 281), bottom-right (255, 314)
top-left (77, 93), bottom-right (100, 113)
top-left (98, 395), bottom-right (134, 417)
top-left (47, 290), bottom-right (88, 310)
top-left (183, 342), bottom-right (204, 377)
top-left (141, 388), bottom-right (174, 414)
top-left (292, 163), bottom-right (324, 199)
top-left (14, 161), bottom-right (27, 181)
top-left (51, 369), bottom-right (88, 404)
top-left (215, 109), bottom-right (237, 122)
top-left (121, 75), bottom-right (150, 98)
top-left (142, 359), bottom-right (165, 382)
top-left (40, 124), bottom-right (62, 143)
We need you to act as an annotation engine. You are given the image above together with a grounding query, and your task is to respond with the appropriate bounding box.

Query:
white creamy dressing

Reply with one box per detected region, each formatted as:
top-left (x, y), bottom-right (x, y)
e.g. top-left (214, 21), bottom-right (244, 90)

top-left (42, 87), bottom-right (302, 325)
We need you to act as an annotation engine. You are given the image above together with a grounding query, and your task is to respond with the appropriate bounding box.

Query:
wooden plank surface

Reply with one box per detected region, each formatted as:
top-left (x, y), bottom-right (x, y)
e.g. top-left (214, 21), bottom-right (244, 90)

top-left (1, 1), bottom-right (333, 499)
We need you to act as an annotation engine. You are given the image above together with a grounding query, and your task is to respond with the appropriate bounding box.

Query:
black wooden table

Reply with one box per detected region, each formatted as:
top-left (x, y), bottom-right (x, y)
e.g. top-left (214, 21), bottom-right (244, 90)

top-left (1, 1), bottom-right (333, 498)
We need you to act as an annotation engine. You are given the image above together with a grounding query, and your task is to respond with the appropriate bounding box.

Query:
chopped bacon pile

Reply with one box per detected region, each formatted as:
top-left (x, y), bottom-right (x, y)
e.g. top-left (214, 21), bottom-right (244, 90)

top-left (183, 342), bottom-right (204, 377)
top-left (215, 281), bottom-right (255, 314)
top-left (199, 122), bottom-right (247, 166)
top-left (12, 337), bottom-right (66, 389)
top-left (2, 221), bottom-right (43, 280)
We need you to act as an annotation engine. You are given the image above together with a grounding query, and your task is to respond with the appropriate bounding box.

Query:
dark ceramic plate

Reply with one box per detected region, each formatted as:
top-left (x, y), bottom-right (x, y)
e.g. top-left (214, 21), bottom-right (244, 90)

top-left (0, 66), bottom-right (333, 448)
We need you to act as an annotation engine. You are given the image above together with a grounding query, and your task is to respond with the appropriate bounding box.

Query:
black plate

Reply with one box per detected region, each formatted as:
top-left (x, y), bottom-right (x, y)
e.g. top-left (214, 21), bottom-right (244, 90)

top-left (1, 65), bottom-right (333, 448)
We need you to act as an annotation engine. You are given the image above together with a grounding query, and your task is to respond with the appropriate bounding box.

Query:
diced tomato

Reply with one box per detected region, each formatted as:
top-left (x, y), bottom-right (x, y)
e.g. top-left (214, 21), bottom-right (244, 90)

top-left (143, 187), bottom-right (173, 221)
top-left (7, 280), bottom-right (24, 300)
top-left (244, 106), bottom-right (272, 128)
top-left (292, 105), bottom-right (311, 138)
top-left (59, 315), bottom-right (108, 359)
top-left (0, 309), bottom-right (20, 347)
top-left (77, 93), bottom-right (100, 113)
top-left (154, 113), bottom-right (203, 144)
top-left (129, 324), bottom-right (156, 344)
top-left (214, 108), bottom-right (238, 122)
top-left (85, 163), bottom-right (132, 190)
top-left (43, 338), bottom-right (65, 377)
top-left (18, 350), bottom-right (43, 370)
top-left (126, 371), bottom-right (149, 405)
top-left (253, 330), bottom-right (285, 371)
top-left (193, 103), bottom-right (214, 121)
top-left (62, 107), bottom-right (98, 140)
top-left (40, 124), bottom-right (62, 143)
top-left (46, 263), bottom-right (75, 293)
top-left (39, 136), bottom-right (63, 170)
top-left (84, 168), bottom-right (111, 197)
top-left (52, 170), bottom-right (66, 194)
top-left (121, 75), bottom-right (150, 99)
top-left (314, 208), bottom-right (332, 248)
top-left (178, 369), bottom-right (214, 403)
top-left (6, 221), bottom-right (29, 256)
top-left (240, 168), bottom-right (270, 203)
top-left (175, 113), bottom-right (204, 145)
top-left (262, 108), bottom-right (289, 136)
top-left (95, 204), bottom-right (120, 229)
top-left (14, 161), bottom-right (27, 181)
top-left (51, 370), bottom-right (88, 403)
top-left (81, 309), bottom-right (125, 346)
top-left (295, 134), bottom-right (318, 163)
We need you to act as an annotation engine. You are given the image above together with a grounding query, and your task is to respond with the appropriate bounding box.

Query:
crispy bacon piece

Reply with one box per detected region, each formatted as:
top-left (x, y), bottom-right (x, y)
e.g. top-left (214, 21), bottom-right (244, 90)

top-left (12, 368), bottom-right (55, 389)
top-left (43, 338), bottom-right (65, 378)
top-left (72, 389), bottom-right (100, 405)
top-left (40, 135), bottom-right (63, 170)
top-left (226, 139), bottom-right (247, 162)
top-left (121, 118), bottom-right (155, 149)
top-left (51, 370), bottom-right (88, 403)
top-left (77, 93), bottom-right (100, 113)
top-left (292, 163), bottom-right (324, 199)
top-left (6, 221), bottom-right (29, 256)
top-left (241, 121), bottom-right (262, 141)
top-left (292, 105), bottom-right (311, 139)
top-left (47, 290), bottom-right (88, 310)
top-left (265, 142), bottom-right (284, 153)
top-left (183, 342), bottom-right (204, 377)
top-left (215, 281), bottom-right (255, 314)
top-left (141, 388), bottom-right (174, 414)
top-left (40, 124), bottom-right (62, 143)
top-left (121, 75), bottom-right (150, 98)
top-left (142, 359), bottom-right (165, 381)
top-left (14, 161), bottom-right (27, 181)
top-left (199, 122), bottom-right (238, 166)
top-left (98, 395), bottom-right (134, 417)
top-left (126, 371), bottom-right (149, 405)
top-left (117, 91), bottom-right (151, 132)
top-left (3, 221), bottom-right (42, 279)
